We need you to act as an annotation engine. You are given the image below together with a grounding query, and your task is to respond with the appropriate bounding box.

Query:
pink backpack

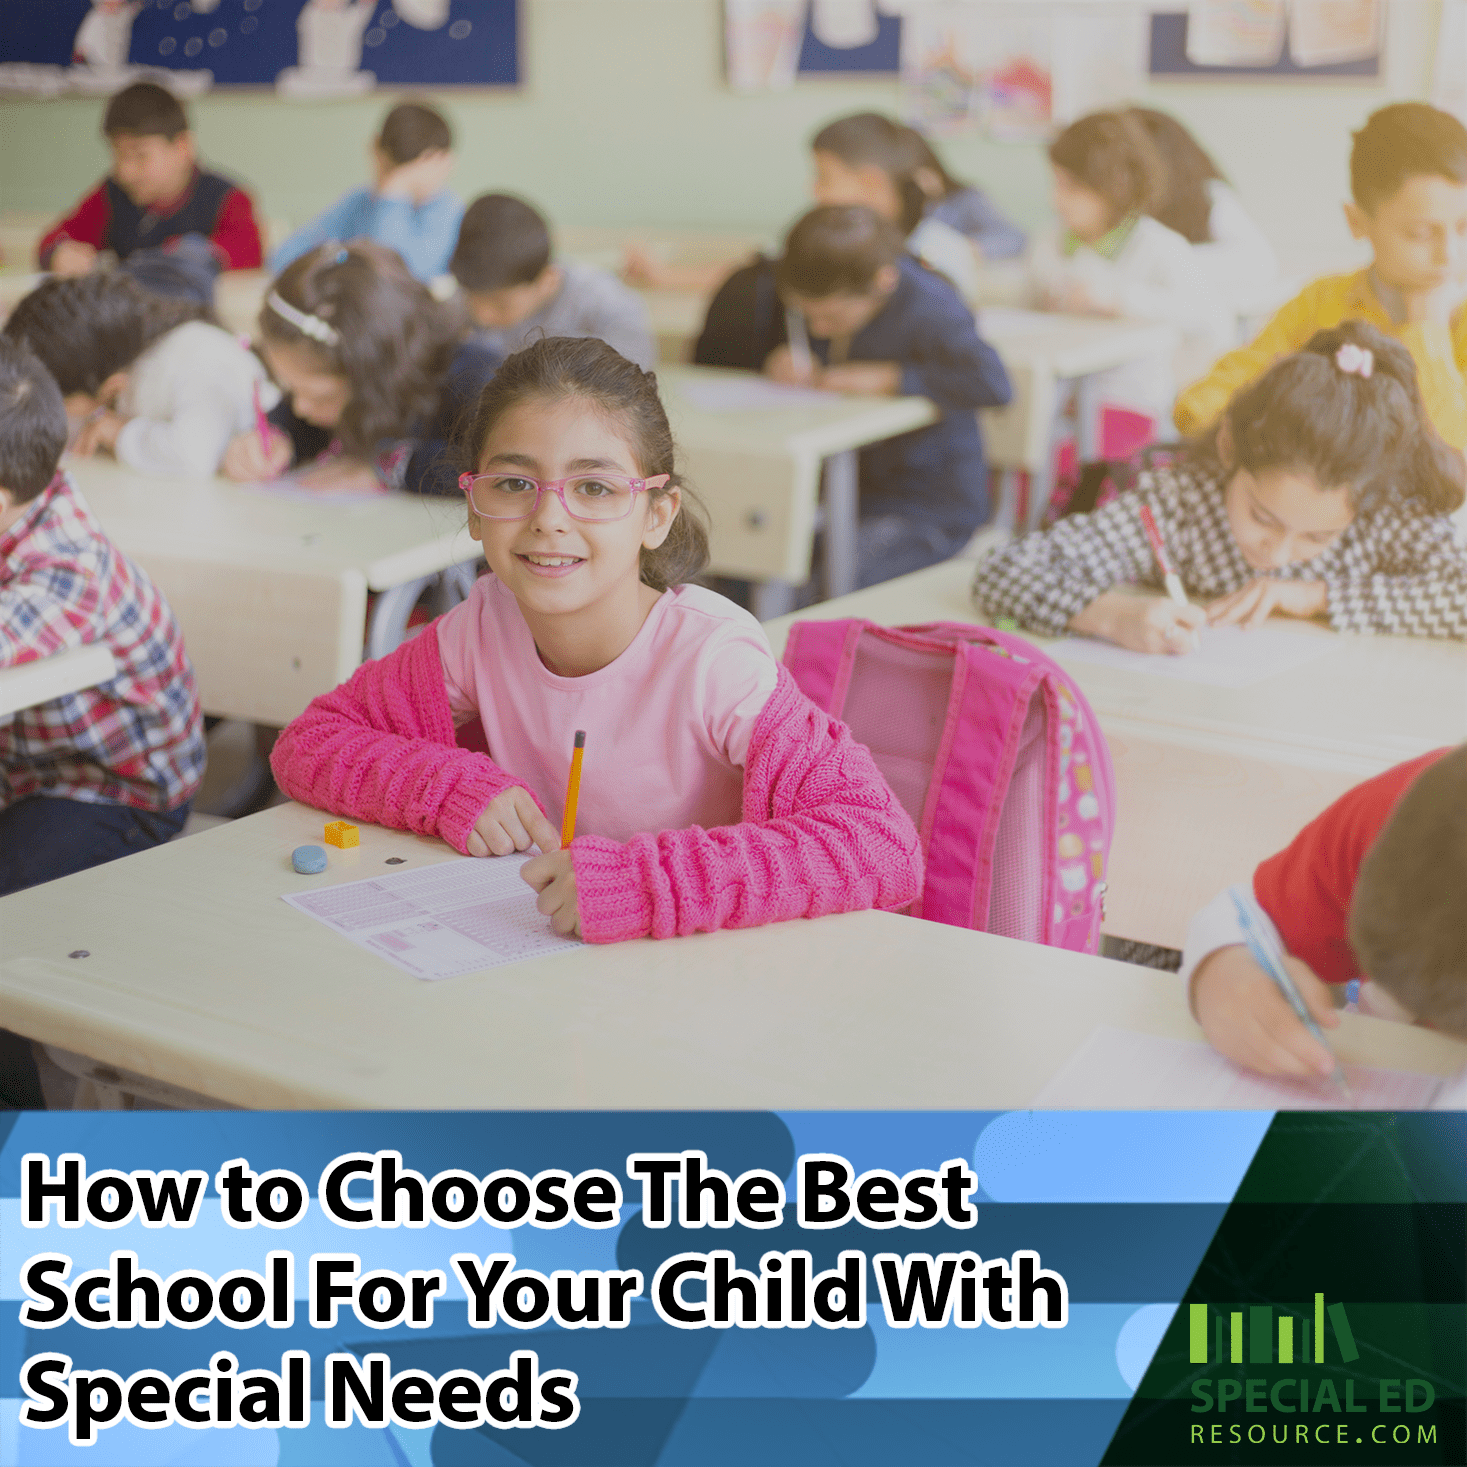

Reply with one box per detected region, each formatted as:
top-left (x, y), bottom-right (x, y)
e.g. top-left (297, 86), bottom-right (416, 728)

top-left (782, 619), bottom-right (1116, 952)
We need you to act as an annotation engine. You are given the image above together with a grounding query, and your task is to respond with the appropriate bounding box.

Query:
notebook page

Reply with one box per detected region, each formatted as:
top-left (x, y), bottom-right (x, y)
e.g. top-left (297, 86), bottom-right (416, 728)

top-left (282, 855), bottom-right (582, 980)
top-left (1049, 626), bottom-right (1336, 689)
top-left (1034, 1027), bottom-right (1443, 1110)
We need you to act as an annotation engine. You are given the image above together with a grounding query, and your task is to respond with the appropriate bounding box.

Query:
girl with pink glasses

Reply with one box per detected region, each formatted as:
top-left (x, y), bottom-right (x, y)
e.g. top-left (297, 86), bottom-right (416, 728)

top-left (270, 336), bottom-right (921, 941)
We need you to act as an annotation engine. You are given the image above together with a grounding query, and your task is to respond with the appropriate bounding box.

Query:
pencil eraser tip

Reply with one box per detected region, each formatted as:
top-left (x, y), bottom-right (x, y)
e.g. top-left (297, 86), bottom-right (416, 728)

top-left (573, 730), bottom-right (585, 747)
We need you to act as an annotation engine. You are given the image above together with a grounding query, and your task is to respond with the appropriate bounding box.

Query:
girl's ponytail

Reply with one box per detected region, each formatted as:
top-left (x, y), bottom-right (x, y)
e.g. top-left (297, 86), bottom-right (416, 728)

top-left (1214, 319), bottom-right (1465, 515)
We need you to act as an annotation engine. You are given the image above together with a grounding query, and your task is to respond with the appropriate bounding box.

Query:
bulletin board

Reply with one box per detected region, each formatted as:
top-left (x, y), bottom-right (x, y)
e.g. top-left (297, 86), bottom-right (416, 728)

top-left (1148, 9), bottom-right (1381, 79)
top-left (795, 9), bottom-right (902, 75)
top-left (0, 0), bottom-right (518, 97)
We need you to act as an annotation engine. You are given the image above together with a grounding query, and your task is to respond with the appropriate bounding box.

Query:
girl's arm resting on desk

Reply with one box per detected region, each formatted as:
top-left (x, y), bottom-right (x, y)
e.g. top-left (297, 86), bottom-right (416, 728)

top-left (569, 667), bottom-right (924, 943)
top-left (971, 489), bottom-right (1161, 636)
top-left (270, 622), bottom-right (546, 851)
top-left (1322, 513), bottom-right (1467, 638)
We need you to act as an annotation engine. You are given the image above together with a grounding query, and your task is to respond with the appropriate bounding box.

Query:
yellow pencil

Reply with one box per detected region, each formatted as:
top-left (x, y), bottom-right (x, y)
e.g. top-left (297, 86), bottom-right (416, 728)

top-left (561, 730), bottom-right (586, 847)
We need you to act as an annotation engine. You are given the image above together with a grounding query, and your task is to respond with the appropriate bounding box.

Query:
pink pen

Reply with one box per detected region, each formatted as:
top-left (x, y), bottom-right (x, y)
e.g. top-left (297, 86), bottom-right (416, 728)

top-left (1139, 504), bottom-right (1188, 605)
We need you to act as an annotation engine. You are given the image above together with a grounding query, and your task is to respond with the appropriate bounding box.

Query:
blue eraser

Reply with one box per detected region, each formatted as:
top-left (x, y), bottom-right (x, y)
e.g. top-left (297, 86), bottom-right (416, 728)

top-left (292, 845), bottom-right (327, 875)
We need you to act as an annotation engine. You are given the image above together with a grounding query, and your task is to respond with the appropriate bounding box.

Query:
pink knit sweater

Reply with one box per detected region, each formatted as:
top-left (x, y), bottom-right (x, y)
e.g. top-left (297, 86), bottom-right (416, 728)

top-left (270, 619), bottom-right (923, 943)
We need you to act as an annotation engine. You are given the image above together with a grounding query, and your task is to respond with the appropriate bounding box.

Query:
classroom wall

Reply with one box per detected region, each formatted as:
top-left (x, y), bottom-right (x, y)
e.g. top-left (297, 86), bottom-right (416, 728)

top-left (0, 0), bottom-right (1445, 276)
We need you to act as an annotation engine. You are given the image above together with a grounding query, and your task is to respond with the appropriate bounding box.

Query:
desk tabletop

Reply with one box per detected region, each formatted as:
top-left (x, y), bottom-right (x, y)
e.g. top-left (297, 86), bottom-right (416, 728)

top-left (68, 458), bottom-right (476, 590)
top-left (975, 307), bottom-right (1179, 379)
top-left (763, 559), bottom-right (1466, 776)
top-left (0, 643), bottom-right (118, 719)
top-left (659, 365), bottom-right (939, 459)
top-left (3, 801), bottom-right (1459, 1110)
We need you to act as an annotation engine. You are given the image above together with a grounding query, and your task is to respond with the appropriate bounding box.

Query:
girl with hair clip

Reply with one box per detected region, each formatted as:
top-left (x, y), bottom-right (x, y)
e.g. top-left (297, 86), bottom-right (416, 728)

top-left (270, 336), bottom-right (923, 942)
top-left (3, 273), bottom-right (276, 478)
top-left (221, 238), bottom-right (499, 494)
top-left (972, 321), bottom-right (1467, 649)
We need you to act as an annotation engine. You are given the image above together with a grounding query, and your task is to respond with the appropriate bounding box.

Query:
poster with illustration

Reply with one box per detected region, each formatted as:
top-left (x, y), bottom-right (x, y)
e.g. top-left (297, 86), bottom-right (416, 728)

top-left (0, 0), bottom-right (518, 97)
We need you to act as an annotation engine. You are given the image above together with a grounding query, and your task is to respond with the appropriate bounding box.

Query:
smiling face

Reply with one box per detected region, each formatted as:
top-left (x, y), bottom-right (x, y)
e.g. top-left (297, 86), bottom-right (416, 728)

top-left (263, 341), bottom-right (350, 429)
top-left (467, 396), bottom-right (679, 622)
top-left (1346, 174), bottom-right (1467, 296)
top-left (1223, 464), bottom-right (1356, 571)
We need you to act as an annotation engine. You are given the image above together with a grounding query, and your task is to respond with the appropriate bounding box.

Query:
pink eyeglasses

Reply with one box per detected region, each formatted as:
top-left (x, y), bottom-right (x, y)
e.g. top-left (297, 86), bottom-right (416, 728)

top-left (459, 471), bottom-right (670, 522)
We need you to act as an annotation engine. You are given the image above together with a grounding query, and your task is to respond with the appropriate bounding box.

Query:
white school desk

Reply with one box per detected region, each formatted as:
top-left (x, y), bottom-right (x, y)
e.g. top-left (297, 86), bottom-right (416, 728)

top-left (762, 558), bottom-right (1467, 949)
top-left (0, 644), bottom-right (118, 719)
top-left (67, 459), bottom-right (478, 727)
top-left (975, 308), bottom-right (1179, 531)
top-left (2, 801), bottom-right (1462, 1111)
top-left (658, 365), bottom-right (938, 616)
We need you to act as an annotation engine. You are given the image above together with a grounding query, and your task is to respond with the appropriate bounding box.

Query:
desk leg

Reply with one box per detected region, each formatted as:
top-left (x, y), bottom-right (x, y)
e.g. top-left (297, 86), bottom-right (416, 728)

top-left (1075, 374), bottom-right (1101, 462)
top-left (822, 449), bottom-right (859, 597)
top-left (1025, 456), bottom-right (1056, 533)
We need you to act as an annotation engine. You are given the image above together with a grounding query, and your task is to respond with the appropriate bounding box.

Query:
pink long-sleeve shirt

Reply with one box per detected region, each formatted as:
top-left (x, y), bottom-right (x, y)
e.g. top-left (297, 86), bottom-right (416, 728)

top-left (270, 605), bottom-right (923, 944)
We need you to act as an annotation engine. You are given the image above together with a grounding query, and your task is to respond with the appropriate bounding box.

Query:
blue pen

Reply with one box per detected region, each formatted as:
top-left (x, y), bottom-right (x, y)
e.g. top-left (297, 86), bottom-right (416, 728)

top-left (1229, 887), bottom-right (1353, 1102)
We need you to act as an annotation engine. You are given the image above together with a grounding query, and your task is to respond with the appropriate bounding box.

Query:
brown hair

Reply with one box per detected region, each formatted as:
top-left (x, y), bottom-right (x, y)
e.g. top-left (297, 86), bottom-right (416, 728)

top-left (812, 112), bottom-right (930, 233)
top-left (775, 205), bottom-right (905, 300)
top-left (4, 274), bottom-right (208, 397)
top-left (259, 240), bottom-right (461, 459)
top-left (1129, 107), bottom-right (1224, 244)
top-left (0, 339), bottom-right (68, 503)
top-left (378, 100), bottom-right (453, 165)
top-left (103, 81), bottom-right (188, 140)
top-left (451, 194), bottom-right (552, 292)
top-left (1048, 111), bottom-right (1166, 225)
top-left (1202, 320), bottom-right (1466, 516)
top-left (461, 336), bottom-right (710, 592)
top-left (1351, 103), bottom-right (1467, 212)
top-left (1348, 745), bottom-right (1467, 1036)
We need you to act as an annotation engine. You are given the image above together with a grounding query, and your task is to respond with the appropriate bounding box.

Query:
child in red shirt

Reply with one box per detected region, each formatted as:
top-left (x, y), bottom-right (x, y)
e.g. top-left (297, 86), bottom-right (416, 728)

top-left (37, 82), bottom-right (261, 279)
top-left (1182, 746), bottom-right (1465, 1076)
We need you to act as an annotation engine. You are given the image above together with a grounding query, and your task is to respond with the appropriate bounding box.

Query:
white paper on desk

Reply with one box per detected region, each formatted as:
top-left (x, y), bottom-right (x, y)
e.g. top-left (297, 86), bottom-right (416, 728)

top-left (282, 856), bottom-right (581, 980)
top-left (1034, 1027), bottom-right (1445, 1110)
top-left (677, 378), bottom-right (842, 412)
top-left (1050, 624), bottom-right (1336, 688)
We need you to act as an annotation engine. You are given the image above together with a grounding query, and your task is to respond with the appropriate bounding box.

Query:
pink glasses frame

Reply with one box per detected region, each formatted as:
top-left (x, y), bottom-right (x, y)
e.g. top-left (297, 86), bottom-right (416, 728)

top-left (458, 471), bottom-right (671, 522)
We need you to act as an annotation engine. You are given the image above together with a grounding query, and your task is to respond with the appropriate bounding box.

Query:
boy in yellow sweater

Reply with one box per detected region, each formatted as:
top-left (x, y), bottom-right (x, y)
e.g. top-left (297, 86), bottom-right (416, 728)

top-left (1175, 103), bottom-right (1467, 450)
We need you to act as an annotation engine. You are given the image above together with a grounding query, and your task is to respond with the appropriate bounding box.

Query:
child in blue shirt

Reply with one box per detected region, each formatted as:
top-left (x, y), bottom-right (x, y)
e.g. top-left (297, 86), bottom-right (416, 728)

top-left (271, 101), bottom-right (463, 283)
top-left (695, 205), bottom-right (1011, 587)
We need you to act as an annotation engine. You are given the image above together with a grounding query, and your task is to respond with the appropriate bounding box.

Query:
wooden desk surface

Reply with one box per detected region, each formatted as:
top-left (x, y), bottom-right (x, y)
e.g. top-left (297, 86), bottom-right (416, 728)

top-left (0, 643), bottom-right (117, 719)
top-left (976, 307), bottom-right (1178, 379)
top-left (68, 459), bottom-right (476, 724)
top-left (658, 365), bottom-right (938, 583)
top-left (763, 558), bottom-right (1466, 777)
top-left (3, 801), bottom-right (1461, 1111)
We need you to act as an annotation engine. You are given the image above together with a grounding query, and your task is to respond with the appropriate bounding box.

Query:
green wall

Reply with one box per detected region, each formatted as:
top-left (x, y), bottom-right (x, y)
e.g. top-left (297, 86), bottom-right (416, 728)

top-left (0, 0), bottom-right (1444, 274)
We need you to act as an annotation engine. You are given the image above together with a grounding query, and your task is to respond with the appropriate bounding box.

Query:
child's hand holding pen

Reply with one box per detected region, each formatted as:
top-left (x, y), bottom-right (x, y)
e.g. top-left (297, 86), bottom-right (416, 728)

top-left (1190, 944), bottom-right (1341, 1079)
top-left (71, 407), bottom-right (126, 458)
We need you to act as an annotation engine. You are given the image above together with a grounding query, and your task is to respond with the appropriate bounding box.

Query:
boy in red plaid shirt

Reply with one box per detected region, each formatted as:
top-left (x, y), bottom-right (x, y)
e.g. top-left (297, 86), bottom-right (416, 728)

top-left (1, 339), bottom-right (205, 1104)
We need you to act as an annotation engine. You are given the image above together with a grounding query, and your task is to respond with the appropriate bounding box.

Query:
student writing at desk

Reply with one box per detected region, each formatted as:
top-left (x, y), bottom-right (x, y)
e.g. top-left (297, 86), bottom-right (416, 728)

top-left (1181, 746), bottom-right (1466, 1079)
top-left (695, 205), bottom-right (1010, 589)
top-left (269, 337), bottom-right (922, 942)
top-left (972, 323), bottom-right (1467, 652)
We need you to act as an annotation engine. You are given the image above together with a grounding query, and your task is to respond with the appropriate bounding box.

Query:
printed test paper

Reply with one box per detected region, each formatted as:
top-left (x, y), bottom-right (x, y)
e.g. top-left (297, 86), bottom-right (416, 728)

top-left (282, 855), bottom-right (581, 979)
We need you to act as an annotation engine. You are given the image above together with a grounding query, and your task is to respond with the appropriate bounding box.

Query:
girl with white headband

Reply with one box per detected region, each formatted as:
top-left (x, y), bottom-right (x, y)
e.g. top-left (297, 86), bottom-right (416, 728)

top-left (973, 320), bottom-right (1467, 647)
top-left (222, 238), bottom-right (499, 494)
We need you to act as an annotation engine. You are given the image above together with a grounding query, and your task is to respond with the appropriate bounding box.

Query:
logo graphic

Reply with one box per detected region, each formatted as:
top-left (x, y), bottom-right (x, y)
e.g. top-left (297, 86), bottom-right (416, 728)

top-left (1188, 1293), bottom-right (1358, 1366)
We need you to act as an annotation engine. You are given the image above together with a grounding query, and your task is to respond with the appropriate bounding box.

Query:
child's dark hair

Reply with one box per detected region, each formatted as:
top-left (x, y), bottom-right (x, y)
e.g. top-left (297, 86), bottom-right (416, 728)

top-left (1348, 745), bottom-right (1467, 1037)
top-left (0, 339), bottom-right (68, 504)
top-left (812, 113), bottom-right (929, 233)
top-left (1129, 107), bottom-right (1223, 244)
top-left (461, 336), bottom-right (709, 593)
top-left (260, 240), bottom-right (461, 459)
top-left (103, 81), bottom-right (188, 140)
top-left (1351, 103), bottom-right (1467, 212)
top-left (378, 100), bottom-right (453, 165)
top-left (3, 275), bottom-right (208, 397)
top-left (451, 194), bottom-right (552, 292)
top-left (775, 205), bottom-right (905, 300)
top-left (1207, 320), bottom-right (1466, 515)
top-left (1048, 111), bottom-right (1166, 225)
top-left (906, 128), bottom-right (967, 201)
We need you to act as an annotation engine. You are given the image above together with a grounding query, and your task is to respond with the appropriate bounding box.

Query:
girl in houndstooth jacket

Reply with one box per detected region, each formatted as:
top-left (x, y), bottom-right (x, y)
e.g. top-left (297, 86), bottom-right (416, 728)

top-left (973, 320), bottom-right (1467, 651)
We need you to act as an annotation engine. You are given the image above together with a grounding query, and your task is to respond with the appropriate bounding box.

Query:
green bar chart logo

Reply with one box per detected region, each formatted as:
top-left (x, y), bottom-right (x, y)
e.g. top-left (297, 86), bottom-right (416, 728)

top-left (1188, 1294), bottom-right (1360, 1366)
